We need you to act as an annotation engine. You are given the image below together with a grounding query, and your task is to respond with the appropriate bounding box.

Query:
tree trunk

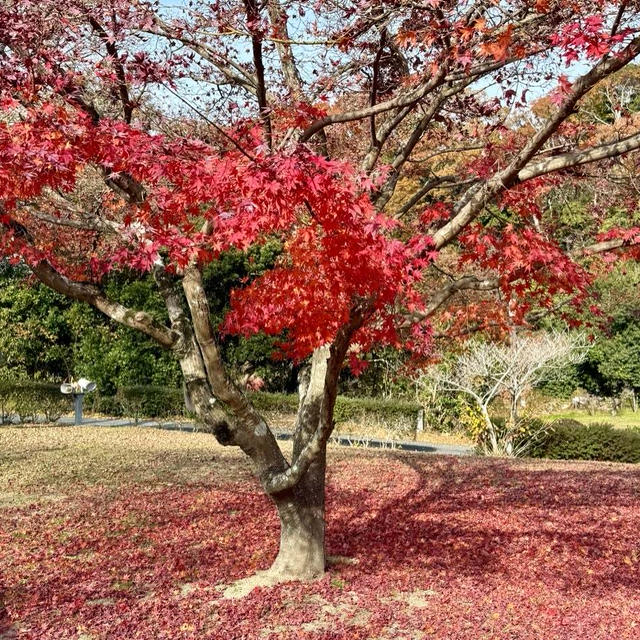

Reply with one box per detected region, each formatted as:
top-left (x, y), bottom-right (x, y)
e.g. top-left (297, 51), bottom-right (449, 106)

top-left (509, 392), bottom-right (519, 427)
top-left (270, 451), bottom-right (326, 580)
top-left (266, 353), bottom-right (330, 580)
top-left (479, 404), bottom-right (500, 455)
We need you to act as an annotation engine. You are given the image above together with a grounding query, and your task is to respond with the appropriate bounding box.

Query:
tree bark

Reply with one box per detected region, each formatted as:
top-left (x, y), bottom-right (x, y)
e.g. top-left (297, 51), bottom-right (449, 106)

top-left (270, 452), bottom-right (326, 579)
top-left (266, 350), bottom-right (332, 579)
top-left (509, 391), bottom-right (519, 428)
top-left (163, 269), bottom-right (366, 585)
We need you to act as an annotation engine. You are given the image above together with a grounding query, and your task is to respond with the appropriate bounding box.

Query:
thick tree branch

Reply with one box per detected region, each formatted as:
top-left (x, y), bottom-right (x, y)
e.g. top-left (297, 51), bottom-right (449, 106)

top-left (581, 236), bottom-right (639, 254)
top-left (369, 28), bottom-right (388, 148)
top-left (611, 1), bottom-right (628, 38)
top-left (361, 104), bottom-right (414, 173)
top-left (34, 260), bottom-right (177, 347)
top-left (181, 266), bottom-right (289, 485)
top-left (0, 211), bottom-right (177, 347)
top-left (153, 265), bottom-right (235, 442)
top-left (433, 35), bottom-right (640, 249)
top-left (299, 65), bottom-right (450, 143)
top-left (407, 276), bottom-right (499, 324)
top-left (517, 131), bottom-right (640, 182)
top-left (266, 0), bottom-right (304, 98)
top-left (264, 306), bottom-right (367, 494)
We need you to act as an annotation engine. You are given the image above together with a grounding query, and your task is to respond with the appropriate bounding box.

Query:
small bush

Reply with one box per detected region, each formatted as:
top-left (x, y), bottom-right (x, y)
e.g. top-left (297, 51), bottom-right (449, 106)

top-left (531, 420), bottom-right (640, 463)
top-left (468, 415), bottom-right (552, 458)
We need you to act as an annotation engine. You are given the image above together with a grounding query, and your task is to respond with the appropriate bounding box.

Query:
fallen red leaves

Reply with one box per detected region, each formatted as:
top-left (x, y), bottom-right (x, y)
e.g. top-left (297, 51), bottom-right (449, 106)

top-left (2, 438), bottom-right (639, 639)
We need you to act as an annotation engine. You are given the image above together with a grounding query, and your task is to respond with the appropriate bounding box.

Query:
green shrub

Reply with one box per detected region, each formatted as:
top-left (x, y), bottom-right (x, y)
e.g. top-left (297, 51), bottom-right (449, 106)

top-left (116, 385), bottom-right (184, 421)
top-left (531, 420), bottom-right (640, 463)
top-left (423, 393), bottom-right (468, 434)
top-left (87, 392), bottom-right (124, 417)
top-left (248, 391), bottom-right (421, 438)
top-left (246, 391), bottom-right (299, 414)
top-left (473, 416), bottom-right (552, 458)
top-left (0, 380), bottom-right (72, 424)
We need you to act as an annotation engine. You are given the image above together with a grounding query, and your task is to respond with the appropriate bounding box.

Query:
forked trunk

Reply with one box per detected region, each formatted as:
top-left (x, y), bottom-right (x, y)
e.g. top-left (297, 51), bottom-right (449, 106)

top-left (271, 451), bottom-right (326, 580)
top-left (267, 349), bottom-right (335, 581)
top-left (222, 435), bottom-right (327, 598)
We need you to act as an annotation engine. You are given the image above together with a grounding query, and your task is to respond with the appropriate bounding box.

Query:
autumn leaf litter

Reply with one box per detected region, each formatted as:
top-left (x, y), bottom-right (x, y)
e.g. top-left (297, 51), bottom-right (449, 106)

top-left (1, 426), bottom-right (639, 639)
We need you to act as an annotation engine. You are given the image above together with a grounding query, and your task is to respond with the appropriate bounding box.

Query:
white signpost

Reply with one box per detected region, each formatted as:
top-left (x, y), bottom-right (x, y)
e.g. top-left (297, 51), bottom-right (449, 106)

top-left (60, 378), bottom-right (97, 425)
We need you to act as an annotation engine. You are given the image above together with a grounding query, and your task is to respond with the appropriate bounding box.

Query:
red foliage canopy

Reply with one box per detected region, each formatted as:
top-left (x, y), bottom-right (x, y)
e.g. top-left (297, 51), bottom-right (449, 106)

top-left (1, 0), bottom-right (640, 364)
top-left (0, 0), bottom-right (638, 368)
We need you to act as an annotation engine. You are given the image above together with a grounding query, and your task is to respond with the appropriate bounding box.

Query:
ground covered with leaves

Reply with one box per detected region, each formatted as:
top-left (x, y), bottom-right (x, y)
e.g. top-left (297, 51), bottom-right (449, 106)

top-left (1, 427), bottom-right (639, 639)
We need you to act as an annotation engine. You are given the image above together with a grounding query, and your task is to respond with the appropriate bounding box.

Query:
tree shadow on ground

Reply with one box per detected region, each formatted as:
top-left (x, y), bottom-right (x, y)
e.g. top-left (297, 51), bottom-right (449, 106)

top-left (0, 578), bottom-right (18, 640)
top-left (326, 455), bottom-right (640, 592)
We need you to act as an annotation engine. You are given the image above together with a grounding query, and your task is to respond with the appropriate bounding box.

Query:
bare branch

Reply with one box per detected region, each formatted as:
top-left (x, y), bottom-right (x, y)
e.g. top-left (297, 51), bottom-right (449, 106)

top-left (299, 66), bottom-right (450, 143)
top-left (137, 6), bottom-right (258, 95)
top-left (87, 16), bottom-right (134, 123)
top-left (518, 131), bottom-right (640, 182)
top-left (243, 0), bottom-right (272, 148)
top-left (407, 276), bottom-right (499, 324)
top-left (396, 176), bottom-right (476, 218)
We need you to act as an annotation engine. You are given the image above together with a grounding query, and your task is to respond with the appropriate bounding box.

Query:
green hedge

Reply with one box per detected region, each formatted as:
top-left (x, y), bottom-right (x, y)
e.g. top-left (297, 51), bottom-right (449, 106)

top-left (1, 381), bottom-right (422, 432)
top-left (247, 391), bottom-right (421, 437)
top-left (0, 380), bottom-right (72, 423)
top-left (101, 388), bottom-right (421, 431)
top-left (247, 391), bottom-right (299, 414)
top-left (248, 391), bottom-right (420, 422)
top-left (530, 420), bottom-right (640, 463)
top-left (87, 393), bottom-right (125, 417)
top-left (334, 395), bottom-right (421, 426)
top-left (115, 385), bottom-right (185, 422)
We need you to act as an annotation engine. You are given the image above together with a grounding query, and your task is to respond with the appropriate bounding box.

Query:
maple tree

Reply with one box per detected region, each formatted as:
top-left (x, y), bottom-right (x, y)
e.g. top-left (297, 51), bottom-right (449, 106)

top-left (2, 0), bottom-right (640, 584)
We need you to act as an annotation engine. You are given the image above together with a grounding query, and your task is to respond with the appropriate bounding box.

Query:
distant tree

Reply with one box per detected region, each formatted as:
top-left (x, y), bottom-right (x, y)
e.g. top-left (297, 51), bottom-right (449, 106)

top-left (438, 333), bottom-right (587, 455)
top-left (0, 265), bottom-right (73, 380)
top-left (588, 315), bottom-right (640, 409)
top-left (581, 64), bottom-right (640, 124)
top-left (0, 247), bottom-right (293, 394)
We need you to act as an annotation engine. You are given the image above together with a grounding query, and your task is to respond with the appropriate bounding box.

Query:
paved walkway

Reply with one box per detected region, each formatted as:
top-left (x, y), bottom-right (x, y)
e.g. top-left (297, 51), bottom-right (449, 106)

top-left (56, 415), bottom-right (474, 456)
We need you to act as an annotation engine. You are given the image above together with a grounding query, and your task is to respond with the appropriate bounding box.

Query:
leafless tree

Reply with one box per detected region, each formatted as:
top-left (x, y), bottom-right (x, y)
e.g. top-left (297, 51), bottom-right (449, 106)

top-left (435, 332), bottom-right (588, 455)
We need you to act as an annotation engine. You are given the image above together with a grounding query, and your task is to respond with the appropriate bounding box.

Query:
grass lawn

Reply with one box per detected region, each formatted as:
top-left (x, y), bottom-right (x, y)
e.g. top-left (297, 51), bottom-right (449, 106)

top-left (543, 408), bottom-right (640, 429)
top-left (1, 427), bottom-right (639, 639)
